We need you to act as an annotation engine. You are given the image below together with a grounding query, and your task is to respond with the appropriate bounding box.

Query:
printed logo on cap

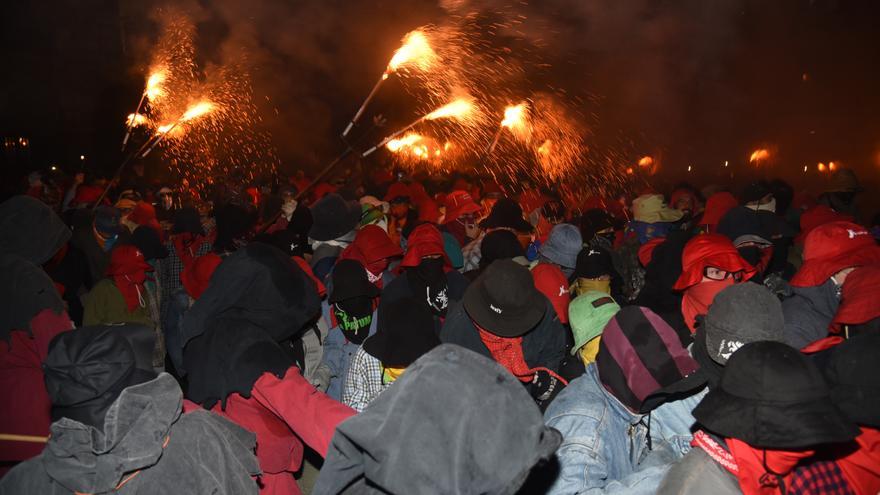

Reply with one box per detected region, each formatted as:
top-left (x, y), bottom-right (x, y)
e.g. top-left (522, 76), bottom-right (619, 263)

top-left (490, 304), bottom-right (503, 314)
top-left (847, 229), bottom-right (868, 239)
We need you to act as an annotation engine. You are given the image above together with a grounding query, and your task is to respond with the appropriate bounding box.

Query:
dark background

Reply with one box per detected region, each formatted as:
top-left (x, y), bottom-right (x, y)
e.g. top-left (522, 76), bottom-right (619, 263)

top-left (2, 0), bottom-right (878, 196)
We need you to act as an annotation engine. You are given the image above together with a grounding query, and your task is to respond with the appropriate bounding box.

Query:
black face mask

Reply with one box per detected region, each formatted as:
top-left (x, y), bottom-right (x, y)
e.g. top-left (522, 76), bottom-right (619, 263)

top-left (333, 296), bottom-right (374, 345)
top-left (408, 258), bottom-right (449, 317)
top-left (737, 246), bottom-right (763, 269)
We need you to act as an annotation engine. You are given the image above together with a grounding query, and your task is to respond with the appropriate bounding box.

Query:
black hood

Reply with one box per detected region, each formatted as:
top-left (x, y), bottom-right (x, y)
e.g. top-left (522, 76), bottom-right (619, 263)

top-left (182, 242), bottom-right (322, 350)
top-left (313, 344), bottom-right (561, 495)
top-left (0, 254), bottom-right (66, 342)
top-left (0, 195), bottom-right (71, 265)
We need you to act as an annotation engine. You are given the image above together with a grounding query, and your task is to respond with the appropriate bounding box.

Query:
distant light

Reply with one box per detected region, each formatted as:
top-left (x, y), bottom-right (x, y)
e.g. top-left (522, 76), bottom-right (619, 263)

top-left (51, 165), bottom-right (58, 171)
top-left (687, 165), bottom-right (692, 172)
top-left (724, 160), bottom-right (729, 168)
top-left (79, 155), bottom-right (85, 160)
top-left (625, 167), bottom-right (634, 175)
top-left (818, 162), bottom-right (827, 172)
top-left (803, 165), bottom-right (808, 172)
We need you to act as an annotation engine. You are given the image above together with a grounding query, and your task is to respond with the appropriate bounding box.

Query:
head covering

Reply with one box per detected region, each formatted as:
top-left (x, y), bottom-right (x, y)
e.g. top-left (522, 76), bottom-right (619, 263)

top-left (0, 254), bottom-right (66, 341)
top-left (128, 201), bottom-right (160, 232)
top-left (94, 206), bottom-right (123, 237)
top-left (129, 225), bottom-right (168, 261)
top-left (416, 198), bottom-right (441, 224)
top-left (463, 259), bottom-right (546, 337)
top-left (740, 181), bottom-right (772, 204)
top-left (796, 205), bottom-right (854, 244)
top-left (573, 246), bottom-right (614, 279)
top-left (826, 169), bottom-right (863, 193)
top-left (670, 188), bottom-right (698, 213)
top-left (183, 317), bottom-right (294, 409)
top-left (579, 208), bottom-right (618, 243)
top-left (400, 223), bottom-right (450, 268)
top-left (568, 291), bottom-right (620, 354)
top-left (531, 263), bottom-right (571, 324)
top-left (539, 223), bottom-right (582, 269)
top-left (71, 185), bottom-right (105, 207)
top-left (442, 232), bottom-right (464, 270)
top-left (479, 198), bottom-right (533, 232)
top-left (0, 195), bottom-right (71, 265)
top-left (44, 324), bottom-right (157, 428)
top-left (172, 206), bottom-right (204, 236)
top-left (833, 265), bottom-right (880, 326)
top-left (313, 344), bottom-right (561, 495)
top-left (478, 229), bottom-right (523, 269)
top-left (700, 192), bottom-right (739, 231)
top-left (330, 259), bottom-right (380, 302)
top-left (182, 242), bottom-right (322, 348)
top-left (824, 334), bottom-right (880, 428)
top-left (674, 234), bottom-right (756, 291)
top-left (181, 253), bottom-right (223, 300)
top-left (106, 245), bottom-right (153, 312)
top-left (383, 182), bottom-right (411, 202)
top-left (339, 225), bottom-right (402, 273)
top-left (631, 194), bottom-right (683, 224)
top-left (363, 298), bottom-right (441, 367)
top-left (596, 306), bottom-right (702, 413)
top-left (442, 190), bottom-right (481, 224)
top-left (308, 193), bottom-right (361, 242)
top-left (694, 341), bottom-right (858, 449)
top-left (703, 283), bottom-right (784, 364)
top-left (213, 203), bottom-right (255, 252)
top-left (791, 221), bottom-right (880, 288)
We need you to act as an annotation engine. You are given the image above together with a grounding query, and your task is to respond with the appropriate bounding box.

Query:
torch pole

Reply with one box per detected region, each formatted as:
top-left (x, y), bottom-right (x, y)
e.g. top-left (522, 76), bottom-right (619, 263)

top-left (485, 126), bottom-right (504, 156)
top-left (121, 92), bottom-right (147, 151)
top-left (141, 121), bottom-right (181, 158)
top-left (342, 72), bottom-right (388, 137)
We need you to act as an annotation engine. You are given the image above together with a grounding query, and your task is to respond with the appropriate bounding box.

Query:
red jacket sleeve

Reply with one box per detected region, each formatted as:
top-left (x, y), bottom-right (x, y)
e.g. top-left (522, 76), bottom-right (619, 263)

top-left (251, 367), bottom-right (355, 457)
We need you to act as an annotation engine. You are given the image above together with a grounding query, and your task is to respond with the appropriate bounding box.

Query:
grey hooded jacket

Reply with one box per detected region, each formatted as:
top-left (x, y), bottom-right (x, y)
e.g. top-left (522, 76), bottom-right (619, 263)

top-left (781, 279), bottom-right (840, 349)
top-left (0, 373), bottom-right (260, 495)
top-left (657, 447), bottom-right (740, 495)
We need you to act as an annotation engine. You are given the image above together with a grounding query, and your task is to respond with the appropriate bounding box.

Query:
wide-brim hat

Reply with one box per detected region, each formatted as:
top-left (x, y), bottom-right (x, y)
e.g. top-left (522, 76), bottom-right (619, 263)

top-left (791, 222), bottom-right (880, 288)
top-left (673, 234), bottom-right (756, 291)
top-left (308, 193), bottom-right (362, 241)
top-left (479, 198), bottom-right (533, 232)
top-left (362, 298), bottom-right (440, 367)
top-left (632, 194), bottom-right (683, 224)
top-left (329, 259), bottom-right (381, 303)
top-left (442, 190), bottom-right (482, 224)
top-left (824, 334), bottom-right (880, 428)
top-left (694, 341), bottom-right (858, 449)
top-left (463, 259), bottom-right (546, 337)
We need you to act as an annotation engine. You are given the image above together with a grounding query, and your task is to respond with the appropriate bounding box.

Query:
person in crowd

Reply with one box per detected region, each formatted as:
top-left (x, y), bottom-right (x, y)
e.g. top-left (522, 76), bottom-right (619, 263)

top-left (0, 324), bottom-right (262, 494)
top-left (442, 259), bottom-right (566, 407)
top-left (307, 193), bottom-right (362, 280)
top-left (536, 223), bottom-right (582, 279)
top-left (558, 290), bottom-right (620, 381)
top-left (380, 223), bottom-right (469, 327)
top-left (626, 193), bottom-right (684, 245)
top-left (316, 344), bottom-right (562, 494)
top-left (673, 233), bottom-right (756, 334)
top-left (658, 341), bottom-right (859, 495)
top-left (184, 317), bottom-right (355, 495)
top-left (384, 182), bottom-right (417, 247)
top-left (213, 201), bottom-right (257, 256)
top-left (466, 229), bottom-right (528, 278)
top-left (342, 298), bottom-right (441, 412)
top-left (699, 191), bottom-right (738, 234)
top-left (337, 224), bottom-right (402, 290)
top-left (462, 197), bottom-right (533, 272)
top-left (782, 221), bottom-right (880, 350)
top-left (69, 205), bottom-right (125, 285)
top-left (441, 189), bottom-right (483, 247)
top-left (155, 185), bottom-right (177, 222)
top-left (670, 186), bottom-right (700, 219)
top-left (544, 305), bottom-right (707, 494)
top-left (358, 195), bottom-right (389, 231)
top-left (819, 168), bottom-right (863, 220)
top-left (579, 207), bottom-right (619, 251)
top-left (158, 206), bottom-right (213, 319)
top-left (832, 264), bottom-right (880, 339)
top-left (569, 245), bottom-right (621, 298)
top-left (322, 259), bottom-right (381, 400)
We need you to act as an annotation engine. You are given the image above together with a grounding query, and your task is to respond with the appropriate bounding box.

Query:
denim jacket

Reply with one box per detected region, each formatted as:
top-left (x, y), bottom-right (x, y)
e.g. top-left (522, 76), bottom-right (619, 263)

top-left (544, 364), bottom-right (705, 494)
top-left (321, 300), bottom-right (378, 401)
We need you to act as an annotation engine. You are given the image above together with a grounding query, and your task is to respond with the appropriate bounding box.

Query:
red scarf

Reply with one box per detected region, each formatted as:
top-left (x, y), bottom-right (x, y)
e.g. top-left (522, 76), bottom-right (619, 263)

top-left (681, 279), bottom-right (735, 333)
top-left (836, 427), bottom-right (880, 495)
top-left (173, 232), bottom-right (211, 269)
top-left (113, 271), bottom-right (149, 312)
top-left (476, 323), bottom-right (567, 385)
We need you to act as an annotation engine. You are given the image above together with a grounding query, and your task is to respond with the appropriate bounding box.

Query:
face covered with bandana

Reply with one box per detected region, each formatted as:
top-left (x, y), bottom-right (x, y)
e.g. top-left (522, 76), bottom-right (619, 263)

top-left (407, 256), bottom-right (449, 317)
top-left (333, 296), bottom-right (374, 345)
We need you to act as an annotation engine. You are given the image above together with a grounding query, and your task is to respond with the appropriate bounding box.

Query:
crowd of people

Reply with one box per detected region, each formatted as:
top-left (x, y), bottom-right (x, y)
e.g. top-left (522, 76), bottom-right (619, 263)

top-left (1, 164), bottom-right (878, 494)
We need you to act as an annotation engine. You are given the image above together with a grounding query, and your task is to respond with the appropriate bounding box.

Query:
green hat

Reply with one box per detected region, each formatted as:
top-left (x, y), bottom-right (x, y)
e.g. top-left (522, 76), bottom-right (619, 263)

top-left (568, 291), bottom-right (620, 355)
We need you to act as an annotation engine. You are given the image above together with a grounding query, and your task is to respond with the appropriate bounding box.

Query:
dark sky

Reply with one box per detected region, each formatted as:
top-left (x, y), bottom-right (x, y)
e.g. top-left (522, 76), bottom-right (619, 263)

top-left (2, 0), bottom-right (878, 194)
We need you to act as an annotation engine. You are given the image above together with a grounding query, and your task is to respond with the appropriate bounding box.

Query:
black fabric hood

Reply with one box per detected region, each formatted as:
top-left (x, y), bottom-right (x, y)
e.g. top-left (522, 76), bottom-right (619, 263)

top-left (0, 195), bottom-right (71, 265)
top-left (181, 242), bottom-right (322, 350)
top-left (0, 254), bottom-right (66, 341)
top-left (313, 344), bottom-right (561, 495)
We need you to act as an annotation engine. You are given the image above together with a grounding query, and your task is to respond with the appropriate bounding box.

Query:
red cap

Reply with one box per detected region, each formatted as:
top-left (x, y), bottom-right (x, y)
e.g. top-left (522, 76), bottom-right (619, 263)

top-left (292, 255), bottom-right (326, 297)
top-left (106, 245), bottom-right (153, 276)
top-left (796, 205), bottom-right (854, 245)
top-left (531, 263), bottom-right (570, 324)
top-left (833, 265), bottom-right (880, 326)
top-left (341, 225), bottom-right (403, 265)
top-left (129, 201), bottom-right (161, 233)
top-left (791, 221), bottom-right (880, 288)
top-left (72, 185), bottom-right (104, 206)
top-left (700, 192), bottom-right (738, 229)
top-left (417, 199), bottom-right (442, 224)
top-left (442, 190), bottom-right (482, 224)
top-left (674, 233), bottom-right (756, 291)
top-left (384, 182), bottom-right (411, 202)
top-left (311, 183), bottom-right (337, 203)
top-left (407, 181), bottom-right (431, 205)
top-left (400, 223), bottom-right (450, 268)
top-left (181, 253), bottom-right (222, 299)
top-left (638, 237), bottom-right (666, 267)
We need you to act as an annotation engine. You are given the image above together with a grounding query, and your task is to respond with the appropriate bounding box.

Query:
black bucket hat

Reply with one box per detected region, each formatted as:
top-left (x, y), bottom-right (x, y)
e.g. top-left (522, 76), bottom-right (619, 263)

top-left (694, 341), bottom-right (859, 449)
top-left (129, 225), bottom-right (169, 261)
top-left (172, 206), bottom-right (204, 236)
top-left (463, 259), bottom-right (546, 337)
top-left (330, 259), bottom-right (380, 303)
top-left (479, 198), bottom-right (533, 232)
top-left (363, 298), bottom-right (440, 368)
top-left (824, 333), bottom-right (880, 428)
top-left (308, 193), bottom-right (361, 242)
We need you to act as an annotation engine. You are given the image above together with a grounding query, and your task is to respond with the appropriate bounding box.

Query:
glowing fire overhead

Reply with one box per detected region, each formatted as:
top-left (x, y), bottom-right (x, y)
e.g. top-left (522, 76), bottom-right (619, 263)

top-left (145, 70), bottom-right (167, 101)
top-left (181, 101), bottom-right (214, 122)
top-left (638, 156), bottom-right (654, 167)
top-left (424, 98), bottom-right (473, 120)
top-left (125, 113), bottom-right (149, 127)
top-left (387, 133), bottom-right (424, 152)
top-left (387, 30), bottom-right (437, 73)
top-left (749, 148), bottom-right (770, 164)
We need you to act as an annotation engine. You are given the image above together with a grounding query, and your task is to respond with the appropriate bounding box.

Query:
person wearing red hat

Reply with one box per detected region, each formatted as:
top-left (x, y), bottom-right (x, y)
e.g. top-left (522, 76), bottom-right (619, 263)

top-left (441, 190), bottom-right (483, 247)
top-left (674, 234), bottom-right (756, 334)
top-left (833, 265), bottom-right (880, 337)
top-left (783, 221), bottom-right (880, 349)
top-left (338, 225), bottom-right (403, 290)
top-left (383, 182), bottom-right (416, 248)
top-left (699, 192), bottom-right (739, 234)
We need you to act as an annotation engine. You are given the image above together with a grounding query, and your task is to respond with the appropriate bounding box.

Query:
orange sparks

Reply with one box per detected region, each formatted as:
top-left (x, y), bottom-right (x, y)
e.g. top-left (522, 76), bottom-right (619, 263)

top-left (424, 97), bottom-right (473, 120)
top-left (500, 103), bottom-right (530, 141)
top-left (125, 113), bottom-right (149, 127)
top-left (749, 148), bottom-right (770, 164)
top-left (537, 139), bottom-right (552, 156)
top-left (387, 30), bottom-right (437, 73)
top-left (181, 101), bottom-right (214, 122)
top-left (387, 132), bottom-right (424, 152)
top-left (156, 123), bottom-right (175, 135)
top-left (145, 70), bottom-right (167, 101)
top-left (638, 156), bottom-right (654, 167)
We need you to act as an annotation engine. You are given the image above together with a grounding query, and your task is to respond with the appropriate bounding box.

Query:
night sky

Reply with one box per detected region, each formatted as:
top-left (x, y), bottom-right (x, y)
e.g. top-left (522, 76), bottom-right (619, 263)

top-left (2, 0), bottom-right (878, 196)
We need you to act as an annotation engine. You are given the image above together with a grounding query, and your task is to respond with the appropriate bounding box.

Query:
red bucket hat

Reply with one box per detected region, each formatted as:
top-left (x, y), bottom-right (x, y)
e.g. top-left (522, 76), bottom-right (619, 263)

top-left (341, 225), bottom-right (403, 266)
top-left (833, 265), bottom-right (880, 326)
top-left (791, 221), bottom-right (880, 288)
top-left (384, 182), bottom-right (412, 202)
top-left (700, 192), bottom-right (738, 230)
top-left (531, 263), bottom-right (570, 324)
top-left (400, 224), bottom-right (450, 268)
top-left (442, 190), bottom-right (482, 224)
top-left (674, 233), bottom-right (756, 291)
top-left (795, 205), bottom-right (854, 245)
top-left (181, 253), bottom-right (222, 299)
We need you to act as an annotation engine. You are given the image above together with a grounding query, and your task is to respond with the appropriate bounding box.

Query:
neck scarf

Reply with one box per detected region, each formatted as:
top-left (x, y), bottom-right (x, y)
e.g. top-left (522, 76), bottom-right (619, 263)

top-left (681, 278), bottom-right (735, 333)
top-left (407, 258), bottom-right (449, 317)
top-left (114, 272), bottom-right (149, 312)
top-left (173, 232), bottom-right (210, 268)
top-left (477, 325), bottom-right (534, 382)
top-left (578, 336), bottom-right (602, 366)
top-left (332, 296), bottom-right (374, 345)
top-left (571, 278), bottom-right (611, 297)
top-left (727, 438), bottom-right (814, 495)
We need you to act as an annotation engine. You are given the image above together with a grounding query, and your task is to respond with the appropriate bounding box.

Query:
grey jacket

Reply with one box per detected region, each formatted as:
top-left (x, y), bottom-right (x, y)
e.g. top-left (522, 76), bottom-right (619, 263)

top-left (657, 447), bottom-right (740, 495)
top-left (0, 373), bottom-right (260, 495)
top-left (782, 279), bottom-right (840, 349)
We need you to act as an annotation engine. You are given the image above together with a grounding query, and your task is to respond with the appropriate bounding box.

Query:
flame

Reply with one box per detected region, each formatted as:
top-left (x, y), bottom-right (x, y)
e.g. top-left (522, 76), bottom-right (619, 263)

top-left (387, 132), bottom-right (423, 152)
top-left (537, 139), bottom-right (552, 156)
top-left (749, 148), bottom-right (770, 163)
top-left (817, 162), bottom-right (827, 172)
top-left (126, 113), bottom-right (149, 127)
top-left (181, 101), bottom-right (214, 122)
top-left (501, 103), bottom-right (527, 129)
top-left (387, 30), bottom-right (436, 73)
top-left (424, 98), bottom-right (473, 120)
top-left (156, 123), bottom-right (175, 135)
top-left (638, 156), bottom-right (654, 167)
top-left (145, 70), bottom-right (167, 101)
top-left (828, 161), bottom-right (838, 171)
